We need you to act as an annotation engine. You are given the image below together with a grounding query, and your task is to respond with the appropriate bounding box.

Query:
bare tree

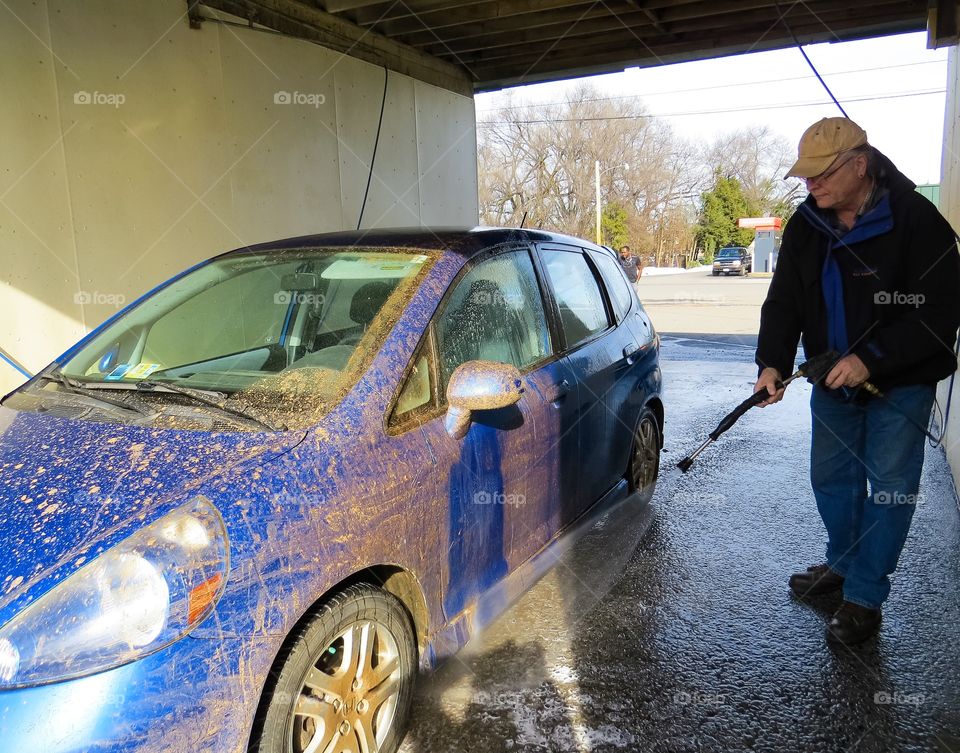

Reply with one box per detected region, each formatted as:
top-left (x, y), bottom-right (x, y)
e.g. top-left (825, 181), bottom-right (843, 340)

top-left (478, 91), bottom-right (803, 266)
top-left (703, 126), bottom-right (804, 216)
top-left (478, 86), bottom-right (700, 259)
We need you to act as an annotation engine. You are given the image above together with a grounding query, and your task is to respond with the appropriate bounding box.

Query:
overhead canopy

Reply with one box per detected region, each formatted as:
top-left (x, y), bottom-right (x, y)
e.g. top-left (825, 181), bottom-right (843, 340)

top-left (200, 0), bottom-right (958, 94)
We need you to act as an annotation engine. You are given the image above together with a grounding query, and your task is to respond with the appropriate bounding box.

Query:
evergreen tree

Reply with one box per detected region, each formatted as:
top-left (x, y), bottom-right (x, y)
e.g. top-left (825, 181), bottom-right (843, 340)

top-left (601, 205), bottom-right (629, 249)
top-left (696, 171), bottom-right (756, 261)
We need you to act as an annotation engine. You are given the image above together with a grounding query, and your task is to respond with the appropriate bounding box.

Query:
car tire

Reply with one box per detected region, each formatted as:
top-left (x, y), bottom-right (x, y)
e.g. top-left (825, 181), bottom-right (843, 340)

top-left (251, 584), bottom-right (417, 753)
top-left (712, 271), bottom-right (719, 276)
top-left (628, 407), bottom-right (661, 504)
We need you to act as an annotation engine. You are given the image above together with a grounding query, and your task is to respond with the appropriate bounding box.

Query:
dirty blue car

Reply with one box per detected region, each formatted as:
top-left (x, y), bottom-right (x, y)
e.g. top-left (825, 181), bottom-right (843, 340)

top-left (0, 228), bottom-right (662, 753)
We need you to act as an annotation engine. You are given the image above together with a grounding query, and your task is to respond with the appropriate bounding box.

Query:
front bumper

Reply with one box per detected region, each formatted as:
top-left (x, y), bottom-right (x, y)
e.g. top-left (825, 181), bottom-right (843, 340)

top-left (0, 632), bottom-right (273, 753)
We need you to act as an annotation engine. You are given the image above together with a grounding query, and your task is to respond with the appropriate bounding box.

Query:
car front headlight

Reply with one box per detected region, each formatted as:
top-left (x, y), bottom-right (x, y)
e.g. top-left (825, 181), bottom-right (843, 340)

top-left (713, 261), bottom-right (720, 266)
top-left (0, 495), bottom-right (229, 688)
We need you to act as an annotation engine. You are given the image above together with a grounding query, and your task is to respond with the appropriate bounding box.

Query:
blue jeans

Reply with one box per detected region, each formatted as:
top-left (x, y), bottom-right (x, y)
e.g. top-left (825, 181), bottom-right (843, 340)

top-left (809, 383), bottom-right (935, 609)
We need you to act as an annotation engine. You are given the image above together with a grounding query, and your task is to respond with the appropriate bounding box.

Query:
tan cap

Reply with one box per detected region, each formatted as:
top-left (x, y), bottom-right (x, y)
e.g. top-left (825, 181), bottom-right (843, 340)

top-left (784, 117), bottom-right (868, 178)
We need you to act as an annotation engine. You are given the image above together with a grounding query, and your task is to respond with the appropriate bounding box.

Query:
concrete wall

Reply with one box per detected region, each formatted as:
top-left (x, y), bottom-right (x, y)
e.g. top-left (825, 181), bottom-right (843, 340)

top-left (936, 44), bottom-right (960, 491)
top-left (0, 0), bottom-right (478, 394)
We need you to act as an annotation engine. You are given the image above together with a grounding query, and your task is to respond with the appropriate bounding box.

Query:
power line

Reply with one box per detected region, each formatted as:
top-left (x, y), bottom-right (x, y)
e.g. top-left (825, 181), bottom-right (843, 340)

top-left (476, 88), bottom-right (945, 126)
top-left (475, 60), bottom-right (945, 114)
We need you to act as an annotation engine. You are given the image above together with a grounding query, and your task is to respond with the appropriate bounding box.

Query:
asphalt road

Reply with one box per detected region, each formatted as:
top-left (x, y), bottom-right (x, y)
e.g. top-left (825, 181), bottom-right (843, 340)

top-left (636, 269), bottom-right (772, 336)
top-left (399, 333), bottom-right (960, 753)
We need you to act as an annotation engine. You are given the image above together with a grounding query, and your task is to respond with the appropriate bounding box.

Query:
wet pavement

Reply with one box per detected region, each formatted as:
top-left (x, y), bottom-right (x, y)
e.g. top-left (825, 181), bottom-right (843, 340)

top-left (399, 334), bottom-right (960, 753)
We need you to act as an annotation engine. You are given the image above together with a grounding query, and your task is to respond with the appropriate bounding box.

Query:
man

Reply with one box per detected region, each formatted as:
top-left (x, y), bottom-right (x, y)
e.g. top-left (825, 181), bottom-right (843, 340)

top-left (754, 117), bottom-right (960, 645)
top-left (618, 245), bottom-right (641, 285)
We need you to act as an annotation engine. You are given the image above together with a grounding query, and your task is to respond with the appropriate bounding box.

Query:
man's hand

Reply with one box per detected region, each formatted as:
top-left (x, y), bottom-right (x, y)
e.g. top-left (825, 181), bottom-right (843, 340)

top-left (754, 367), bottom-right (785, 407)
top-left (824, 354), bottom-right (870, 389)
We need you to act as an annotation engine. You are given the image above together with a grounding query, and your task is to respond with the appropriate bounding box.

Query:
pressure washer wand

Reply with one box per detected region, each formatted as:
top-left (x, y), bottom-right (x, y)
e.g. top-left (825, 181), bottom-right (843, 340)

top-left (677, 351), bottom-right (841, 473)
top-left (676, 376), bottom-right (792, 473)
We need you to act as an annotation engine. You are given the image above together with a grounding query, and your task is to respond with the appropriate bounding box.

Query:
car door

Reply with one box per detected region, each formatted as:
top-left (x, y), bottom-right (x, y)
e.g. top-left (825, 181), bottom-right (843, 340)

top-left (535, 244), bottom-right (625, 515)
top-left (588, 247), bottom-right (659, 479)
top-left (387, 245), bottom-right (579, 622)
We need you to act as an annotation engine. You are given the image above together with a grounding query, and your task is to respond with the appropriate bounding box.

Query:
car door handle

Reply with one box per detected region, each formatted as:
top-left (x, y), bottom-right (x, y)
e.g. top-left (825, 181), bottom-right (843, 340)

top-left (622, 343), bottom-right (638, 364)
top-left (549, 379), bottom-right (570, 404)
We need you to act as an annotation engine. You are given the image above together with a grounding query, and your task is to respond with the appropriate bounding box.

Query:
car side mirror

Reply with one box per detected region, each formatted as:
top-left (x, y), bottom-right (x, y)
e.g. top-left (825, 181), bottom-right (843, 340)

top-left (444, 360), bottom-right (524, 440)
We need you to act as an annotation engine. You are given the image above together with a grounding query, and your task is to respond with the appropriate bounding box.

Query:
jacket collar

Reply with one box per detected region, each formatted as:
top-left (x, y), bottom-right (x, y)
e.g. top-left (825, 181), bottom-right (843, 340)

top-left (798, 193), bottom-right (894, 245)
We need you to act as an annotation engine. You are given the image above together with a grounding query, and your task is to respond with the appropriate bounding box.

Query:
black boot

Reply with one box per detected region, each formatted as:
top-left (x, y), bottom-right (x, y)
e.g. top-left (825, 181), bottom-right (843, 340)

top-left (826, 601), bottom-right (882, 645)
top-left (789, 563), bottom-right (844, 599)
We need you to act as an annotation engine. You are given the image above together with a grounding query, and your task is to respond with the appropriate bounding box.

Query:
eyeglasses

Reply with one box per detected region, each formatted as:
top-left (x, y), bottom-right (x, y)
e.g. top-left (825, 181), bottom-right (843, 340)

top-left (804, 152), bottom-right (856, 185)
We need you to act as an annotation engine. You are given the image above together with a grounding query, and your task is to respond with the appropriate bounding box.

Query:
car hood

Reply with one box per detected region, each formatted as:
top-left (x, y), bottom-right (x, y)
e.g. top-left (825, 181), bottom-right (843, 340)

top-left (0, 404), bottom-right (304, 622)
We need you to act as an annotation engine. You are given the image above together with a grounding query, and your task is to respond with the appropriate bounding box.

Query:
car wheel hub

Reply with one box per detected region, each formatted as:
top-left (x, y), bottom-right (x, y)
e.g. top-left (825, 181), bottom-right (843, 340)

top-left (632, 418), bottom-right (658, 492)
top-left (289, 620), bottom-right (401, 753)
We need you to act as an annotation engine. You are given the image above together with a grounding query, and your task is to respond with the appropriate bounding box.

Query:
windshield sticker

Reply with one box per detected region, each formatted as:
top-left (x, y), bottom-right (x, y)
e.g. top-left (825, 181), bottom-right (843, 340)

top-left (104, 364), bottom-right (132, 381)
top-left (126, 363), bottom-right (161, 379)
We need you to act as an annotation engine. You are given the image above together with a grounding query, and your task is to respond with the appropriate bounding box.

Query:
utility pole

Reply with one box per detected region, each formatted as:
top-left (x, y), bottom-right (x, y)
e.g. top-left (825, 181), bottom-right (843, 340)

top-left (595, 160), bottom-right (602, 245)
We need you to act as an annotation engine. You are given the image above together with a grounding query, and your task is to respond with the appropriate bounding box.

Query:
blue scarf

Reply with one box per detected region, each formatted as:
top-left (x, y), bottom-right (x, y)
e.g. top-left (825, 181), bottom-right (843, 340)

top-left (799, 194), bottom-right (894, 354)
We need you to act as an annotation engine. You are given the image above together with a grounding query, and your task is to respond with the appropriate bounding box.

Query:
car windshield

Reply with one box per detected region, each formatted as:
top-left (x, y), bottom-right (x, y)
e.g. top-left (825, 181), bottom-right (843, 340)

top-left (26, 248), bottom-right (434, 430)
top-left (717, 248), bottom-right (742, 258)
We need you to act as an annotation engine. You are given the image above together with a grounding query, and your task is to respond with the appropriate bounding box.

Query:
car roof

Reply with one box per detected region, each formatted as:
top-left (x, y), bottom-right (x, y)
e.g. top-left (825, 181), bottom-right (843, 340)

top-left (218, 226), bottom-right (611, 261)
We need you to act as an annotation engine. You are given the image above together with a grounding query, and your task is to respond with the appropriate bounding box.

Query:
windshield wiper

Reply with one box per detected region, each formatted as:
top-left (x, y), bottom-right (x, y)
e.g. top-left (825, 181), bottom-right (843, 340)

top-left (135, 379), bottom-right (285, 432)
top-left (36, 372), bottom-right (155, 417)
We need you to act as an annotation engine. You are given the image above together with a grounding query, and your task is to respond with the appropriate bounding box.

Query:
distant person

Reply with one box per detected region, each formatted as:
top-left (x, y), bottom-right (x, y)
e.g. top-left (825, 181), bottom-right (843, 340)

top-left (754, 117), bottom-right (960, 645)
top-left (618, 245), bottom-right (640, 285)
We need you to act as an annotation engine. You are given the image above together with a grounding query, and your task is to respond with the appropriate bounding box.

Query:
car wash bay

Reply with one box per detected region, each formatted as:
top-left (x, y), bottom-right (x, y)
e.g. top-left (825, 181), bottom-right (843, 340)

top-left (400, 333), bottom-right (960, 753)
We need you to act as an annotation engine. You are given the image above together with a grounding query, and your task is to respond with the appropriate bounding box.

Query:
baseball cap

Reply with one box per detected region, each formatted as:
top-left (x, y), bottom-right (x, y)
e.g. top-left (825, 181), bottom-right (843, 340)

top-left (784, 117), bottom-right (868, 179)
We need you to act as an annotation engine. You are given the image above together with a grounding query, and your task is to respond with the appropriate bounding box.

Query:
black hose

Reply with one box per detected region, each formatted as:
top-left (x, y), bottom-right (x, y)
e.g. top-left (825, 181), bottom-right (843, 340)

top-left (357, 66), bottom-right (389, 230)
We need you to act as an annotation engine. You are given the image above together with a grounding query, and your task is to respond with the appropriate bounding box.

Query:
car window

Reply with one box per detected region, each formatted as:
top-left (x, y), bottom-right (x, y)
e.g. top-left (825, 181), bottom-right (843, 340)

top-left (541, 249), bottom-right (610, 348)
top-left (142, 266), bottom-right (288, 369)
top-left (434, 250), bottom-right (551, 392)
top-left (393, 351), bottom-right (432, 417)
top-left (54, 249), bottom-right (433, 430)
top-left (589, 250), bottom-right (633, 323)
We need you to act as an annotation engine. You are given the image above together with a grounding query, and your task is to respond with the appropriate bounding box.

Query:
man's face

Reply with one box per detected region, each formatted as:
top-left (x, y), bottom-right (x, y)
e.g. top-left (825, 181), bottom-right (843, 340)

top-left (620, 247), bottom-right (630, 257)
top-left (805, 152), bottom-right (868, 211)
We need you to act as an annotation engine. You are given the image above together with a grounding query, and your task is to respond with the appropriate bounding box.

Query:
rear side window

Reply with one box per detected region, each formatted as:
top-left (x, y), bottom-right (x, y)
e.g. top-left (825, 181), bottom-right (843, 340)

top-left (541, 250), bottom-right (610, 348)
top-left (590, 250), bottom-right (634, 323)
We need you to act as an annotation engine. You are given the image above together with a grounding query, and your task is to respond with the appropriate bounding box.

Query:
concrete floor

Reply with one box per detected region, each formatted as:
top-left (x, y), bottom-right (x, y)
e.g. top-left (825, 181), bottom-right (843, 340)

top-left (399, 334), bottom-right (960, 753)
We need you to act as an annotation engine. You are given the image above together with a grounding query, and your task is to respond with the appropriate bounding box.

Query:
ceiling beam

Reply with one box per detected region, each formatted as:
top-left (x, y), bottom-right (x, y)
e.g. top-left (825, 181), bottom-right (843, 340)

top-left (432, 1), bottom-right (914, 64)
top-left (322, 0), bottom-right (386, 11)
top-left (347, 0), bottom-right (707, 27)
top-left (928, 0), bottom-right (960, 47)
top-left (473, 10), bottom-right (925, 90)
top-left (361, 0), bottom-right (598, 35)
top-left (201, 0), bottom-right (473, 94)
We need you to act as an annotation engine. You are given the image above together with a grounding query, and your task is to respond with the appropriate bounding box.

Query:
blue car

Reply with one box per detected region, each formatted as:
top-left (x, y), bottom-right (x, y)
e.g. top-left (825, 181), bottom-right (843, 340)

top-left (0, 227), bottom-right (662, 753)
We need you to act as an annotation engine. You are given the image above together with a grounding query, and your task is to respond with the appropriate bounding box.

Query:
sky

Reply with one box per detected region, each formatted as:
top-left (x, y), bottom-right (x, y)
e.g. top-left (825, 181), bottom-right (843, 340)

top-left (475, 32), bottom-right (950, 185)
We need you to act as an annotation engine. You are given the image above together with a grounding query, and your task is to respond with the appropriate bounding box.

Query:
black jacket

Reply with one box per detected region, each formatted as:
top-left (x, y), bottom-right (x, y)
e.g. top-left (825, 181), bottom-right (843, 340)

top-left (756, 154), bottom-right (960, 391)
